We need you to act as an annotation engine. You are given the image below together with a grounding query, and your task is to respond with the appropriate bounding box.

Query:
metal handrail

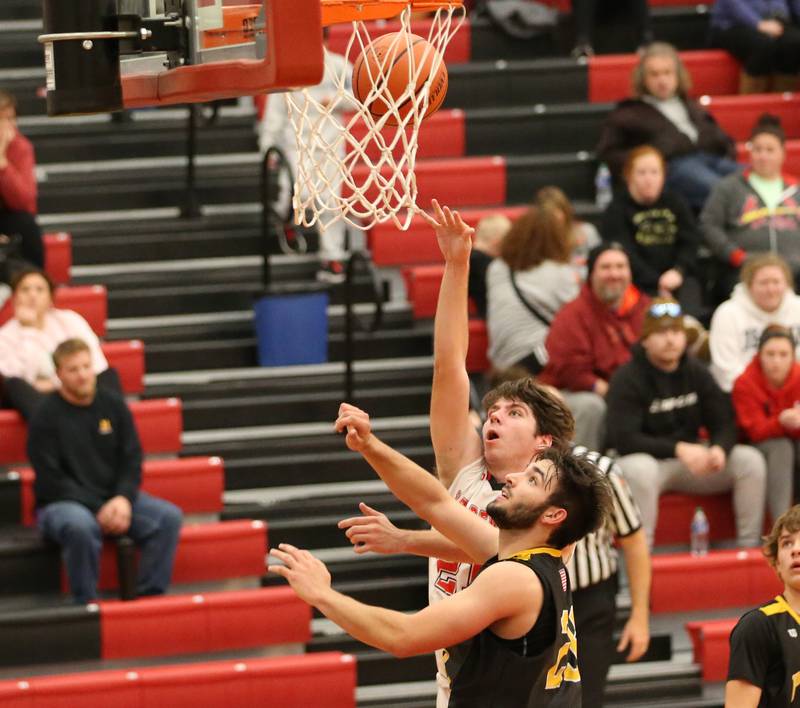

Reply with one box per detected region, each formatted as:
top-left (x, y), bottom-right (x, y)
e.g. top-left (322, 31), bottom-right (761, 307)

top-left (344, 251), bottom-right (383, 401)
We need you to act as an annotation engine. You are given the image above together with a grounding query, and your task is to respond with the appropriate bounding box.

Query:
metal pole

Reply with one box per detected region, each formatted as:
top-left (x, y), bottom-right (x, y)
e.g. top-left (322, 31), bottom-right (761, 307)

top-left (181, 103), bottom-right (201, 218)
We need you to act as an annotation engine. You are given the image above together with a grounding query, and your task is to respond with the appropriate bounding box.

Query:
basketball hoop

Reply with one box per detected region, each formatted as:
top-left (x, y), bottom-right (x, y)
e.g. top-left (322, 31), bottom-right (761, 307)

top-left (287, 0), bottom-right (465, 234)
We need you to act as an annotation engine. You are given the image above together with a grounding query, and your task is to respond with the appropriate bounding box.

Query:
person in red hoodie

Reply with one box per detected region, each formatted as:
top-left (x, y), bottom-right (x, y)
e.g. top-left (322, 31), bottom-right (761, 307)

top-left (539, 242), bottom-right (651, 450)
top-left (733, 324), bottom-right (800, 523)
top-left (0, 89), bottom-right (43, 274)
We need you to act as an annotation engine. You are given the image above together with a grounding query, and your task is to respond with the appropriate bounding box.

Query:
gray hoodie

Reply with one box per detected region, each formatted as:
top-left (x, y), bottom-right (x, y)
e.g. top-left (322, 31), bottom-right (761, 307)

top-left (701, 171), bottom-right (800, 268)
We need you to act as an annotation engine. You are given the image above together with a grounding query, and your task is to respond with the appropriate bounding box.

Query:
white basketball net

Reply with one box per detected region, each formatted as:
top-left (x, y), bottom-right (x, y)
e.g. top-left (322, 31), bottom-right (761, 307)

top-left (286, 4), bottom-right (465, 234)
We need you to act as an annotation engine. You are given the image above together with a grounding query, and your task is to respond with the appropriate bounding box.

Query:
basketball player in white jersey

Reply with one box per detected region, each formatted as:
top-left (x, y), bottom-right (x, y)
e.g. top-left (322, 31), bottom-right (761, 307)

top-left (338, 201), bottom-right (650, 706)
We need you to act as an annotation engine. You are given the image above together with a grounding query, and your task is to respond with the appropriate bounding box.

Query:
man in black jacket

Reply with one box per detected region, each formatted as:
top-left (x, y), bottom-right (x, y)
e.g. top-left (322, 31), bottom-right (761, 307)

top-left (606, 298), bottom-right (766, 548)
top-left (31, 338), bottom-right (182, 604)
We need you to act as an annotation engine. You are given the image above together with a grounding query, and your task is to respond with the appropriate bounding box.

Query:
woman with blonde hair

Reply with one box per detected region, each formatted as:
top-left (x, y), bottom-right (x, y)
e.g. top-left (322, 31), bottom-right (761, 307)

top-left (597, 42), bottom-right (738, 209)
top-left (486, 190), bottom-right (579, 375)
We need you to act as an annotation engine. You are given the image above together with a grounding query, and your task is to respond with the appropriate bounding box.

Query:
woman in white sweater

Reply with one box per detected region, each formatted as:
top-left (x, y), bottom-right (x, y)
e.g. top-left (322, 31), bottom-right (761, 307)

top-left (710, 253), bottom-right (800, 392)
top-left (487, 192), bottom-right (579, 374)
top-left (0, 267), bottom-right (120, 418)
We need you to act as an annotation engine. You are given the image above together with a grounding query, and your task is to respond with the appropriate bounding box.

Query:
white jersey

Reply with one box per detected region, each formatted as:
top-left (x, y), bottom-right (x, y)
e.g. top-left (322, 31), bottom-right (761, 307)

top-left (428, 457), bottom-right (499, 708)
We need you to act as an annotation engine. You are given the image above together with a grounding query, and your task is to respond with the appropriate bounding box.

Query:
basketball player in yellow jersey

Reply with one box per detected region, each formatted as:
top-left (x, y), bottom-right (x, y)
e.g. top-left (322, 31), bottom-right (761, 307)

top-left (727, 505), bottom-right (800, 707)
top-left (272, 407), bottom-right (613, 707)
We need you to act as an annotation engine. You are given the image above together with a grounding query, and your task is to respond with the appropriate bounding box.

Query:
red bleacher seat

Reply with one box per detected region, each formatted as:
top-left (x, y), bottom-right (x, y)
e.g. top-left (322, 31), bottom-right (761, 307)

top-left (43, 232), bottom-right (72, 285)
top-left (16, 456), bottom-right (223, 527)
top-left (651, 549), bottom-right (781, 613)
top-left (0, 397), bottom-right (182, 464)
top-left (705, 94), bottom-right (800, 142)
top-left (370, 205), bottom-right (527, 267)
top-left (654, 492), bottom-right (738, 546)
top-left (347, 108), bottom-right (466, 162)
top-left (327, 17), bottom-right (471, 64)
top-left (467, 319), bottom-right (489, 373)
top-left (101, 339), bottom-right (145, 395)
top-left (93, 520), bottom-right (267, 592)
top-left (589, 50), bottom-right (740, 103)
top-left (685, 618), bottom-right (737, 681)
top-left (0, 653), bottom-right (356, 708)
top-left (347, 156), bottom-right (506, 208)
top-left (100, 587), bottom-right (310, 659)
top-left (0, 285), bottom-right (107, 336)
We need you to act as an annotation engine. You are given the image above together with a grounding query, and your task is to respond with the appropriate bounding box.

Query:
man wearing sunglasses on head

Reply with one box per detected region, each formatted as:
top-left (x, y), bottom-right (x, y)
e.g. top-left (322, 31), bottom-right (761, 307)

top-left (606, 297), bottom-right (768, 549)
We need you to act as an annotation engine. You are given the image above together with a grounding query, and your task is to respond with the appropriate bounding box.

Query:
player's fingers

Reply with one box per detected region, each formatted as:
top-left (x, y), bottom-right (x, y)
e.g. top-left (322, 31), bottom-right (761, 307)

top-left (419, 209), bottom-right (439, 227)
top-left (269, 547), bottom-right (291, 565)
top-left (353, 543), bottom-right (370, 554)
top-left (337, 516), bottom-right (362, 529)
top-left (616, 630), bottom-right (629, 653)
top-left (359, 502), bottom-right (383, 517)
top-left (269, 564), bottom-right (289, 578)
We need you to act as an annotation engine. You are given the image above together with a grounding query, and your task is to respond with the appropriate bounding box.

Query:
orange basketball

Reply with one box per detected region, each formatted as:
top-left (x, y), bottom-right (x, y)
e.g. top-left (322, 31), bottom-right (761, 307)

top-left (352, 32), bottom-right (448, 126)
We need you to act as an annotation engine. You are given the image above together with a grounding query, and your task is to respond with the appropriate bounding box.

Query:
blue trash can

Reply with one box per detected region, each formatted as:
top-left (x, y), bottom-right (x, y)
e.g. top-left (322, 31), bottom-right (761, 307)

top-left (253, 284), bottom-right (329, 366)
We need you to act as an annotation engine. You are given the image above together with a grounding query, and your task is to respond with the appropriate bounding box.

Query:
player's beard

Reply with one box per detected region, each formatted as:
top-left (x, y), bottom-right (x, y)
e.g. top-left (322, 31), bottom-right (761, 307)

top-left (487, 497), bottom-right (550, 530)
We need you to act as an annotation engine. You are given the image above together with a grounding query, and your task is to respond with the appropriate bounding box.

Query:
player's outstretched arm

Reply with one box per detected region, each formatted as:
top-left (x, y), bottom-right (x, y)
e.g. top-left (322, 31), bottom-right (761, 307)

top-left (420, 200), bottom-right (482, 487)
top-left (336, 403), bottom-right (497, 563)
top-left (338, 502), bottom-right (479, 562)
top-left (724, 680), bottom-right (761, 707)
top-left (270, 543), bottom-right (541, 657)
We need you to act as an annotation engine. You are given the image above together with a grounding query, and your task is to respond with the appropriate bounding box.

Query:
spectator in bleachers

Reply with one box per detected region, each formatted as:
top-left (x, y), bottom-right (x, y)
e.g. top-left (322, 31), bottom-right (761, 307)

top-left (486, 197), bottom-right (578, 376)
top-left (732, 325), bottom-right (800, 521)
top-left (30, 338), bottom-right (182, 605)
top-left (536, 186), bottom-right (601, 281)
top-left (539, 243), bottom-right (650, 450)
top-left (468, 213), bottom-right (510, 319)
top-left (711, 0), bottom-right (800, 93)
top-left (0, 89), bottom-right (44, 277)
top-left (596, 42), bottom-right (738, 210)
top-left (701, 114), bottom-right (800, 298)
top-left (571, 0), bottom-right (652, 58)
top-left (607, 298), bottom-right (767, 548)
top-left (709, 253), bottom-right (800, 392)
top-left (0, 267), bottom-right (121, 419)
top-left (600, 145), bottom-right (704, 317)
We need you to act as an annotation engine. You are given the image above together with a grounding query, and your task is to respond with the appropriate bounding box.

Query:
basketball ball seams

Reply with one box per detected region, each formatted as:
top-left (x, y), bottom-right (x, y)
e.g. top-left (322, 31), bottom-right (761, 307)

top-left (352, 32), bottom-right (448, 126)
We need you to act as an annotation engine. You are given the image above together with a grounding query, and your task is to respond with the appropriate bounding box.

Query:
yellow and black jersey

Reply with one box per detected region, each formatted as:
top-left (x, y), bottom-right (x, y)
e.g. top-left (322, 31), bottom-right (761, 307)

top-left (728, 595), bottom-right (800, 707)
top-left (448, 547), bottom-right (581, 708)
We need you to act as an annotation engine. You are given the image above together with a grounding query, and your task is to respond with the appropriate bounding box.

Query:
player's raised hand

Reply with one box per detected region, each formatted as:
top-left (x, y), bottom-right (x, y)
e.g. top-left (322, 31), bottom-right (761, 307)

top-left (338, 502), bottom-right (407, 555)
top-left (269, 543), bottom-right (332, 605)
top-left (335, 402), bottom-right (373, 452)
top-left (420, 199), bottom-right (474, 265)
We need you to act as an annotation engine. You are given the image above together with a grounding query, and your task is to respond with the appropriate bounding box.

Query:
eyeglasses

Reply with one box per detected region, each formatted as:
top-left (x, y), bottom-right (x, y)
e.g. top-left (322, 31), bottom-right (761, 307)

top-left (649, 302), bottom-right (682, 318)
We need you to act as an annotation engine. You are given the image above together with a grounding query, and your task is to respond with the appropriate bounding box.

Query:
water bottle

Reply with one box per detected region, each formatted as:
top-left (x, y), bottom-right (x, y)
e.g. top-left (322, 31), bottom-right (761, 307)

top-left (594, 163), bottom-right (613, 210)
top-left (690, 506), bottom-right (710, 556)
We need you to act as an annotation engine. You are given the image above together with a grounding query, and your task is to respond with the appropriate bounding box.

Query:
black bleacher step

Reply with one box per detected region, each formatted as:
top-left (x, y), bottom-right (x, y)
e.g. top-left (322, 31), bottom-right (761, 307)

top-left (465, 102), bottom-right (609, 156)
top-left (235, 509), bottom-right (427, 550)
top-left (444, 58), bottom-right (587, 109)
top-left (0, 473), bottom-right (22, 526)
top-left (0, 32), bottom-right (42, 70)
top-left (107, 277), bottom-right (381, 318)
top-left (0, 1), bottom-right (40, 21)
top-left (143, 324), bottom-right (435, 373)
top-left (221, 446), bottom-right (435, 490)
top-left (0, 604), bottom-right (100, 668)
top-left (324, 555), bottom-right (428, 584)
top-left (506, 152), bottom-right (596, 203)
top-left (247, 491), bottom-right (406, 522)
top-left (0, 528), bottom-right (61, 595)
top-left (605, 663), bottom-right (704, 703)
top-left (358, 698), bottom-right (434, 708)
top-left (178, 385), bottom-right (431, 431)
top-left (28, 117), bottom-right (257, 163)
top-left (353, 650), bottom-right (435, 687)
top-left (145, 360), bottom-right (430, 400)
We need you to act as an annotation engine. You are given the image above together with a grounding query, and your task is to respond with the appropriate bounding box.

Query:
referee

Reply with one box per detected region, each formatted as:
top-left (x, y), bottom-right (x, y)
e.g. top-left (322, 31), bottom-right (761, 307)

top-left (571, 445), bottom-right (651, 707)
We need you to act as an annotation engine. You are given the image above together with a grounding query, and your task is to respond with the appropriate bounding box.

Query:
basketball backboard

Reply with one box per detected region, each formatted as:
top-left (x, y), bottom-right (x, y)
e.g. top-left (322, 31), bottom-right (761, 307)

top-left (40, 0), bottom-right (325, 115)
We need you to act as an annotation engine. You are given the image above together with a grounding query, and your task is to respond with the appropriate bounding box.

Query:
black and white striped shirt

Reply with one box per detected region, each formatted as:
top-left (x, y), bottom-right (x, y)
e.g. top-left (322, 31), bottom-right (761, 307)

top-left (568, 445), bottom-right (643, 590)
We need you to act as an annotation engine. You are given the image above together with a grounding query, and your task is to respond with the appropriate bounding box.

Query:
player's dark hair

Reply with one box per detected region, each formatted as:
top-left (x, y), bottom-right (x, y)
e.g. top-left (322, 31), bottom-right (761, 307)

top-left (482, 378), bottom-right (575, 445)
top-left (763, 504), bottom-right (800, 566)
top-left (540, 447), bottom-right (613, 548)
